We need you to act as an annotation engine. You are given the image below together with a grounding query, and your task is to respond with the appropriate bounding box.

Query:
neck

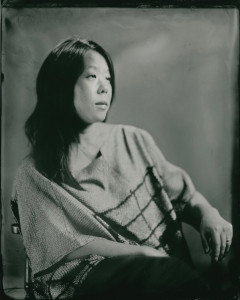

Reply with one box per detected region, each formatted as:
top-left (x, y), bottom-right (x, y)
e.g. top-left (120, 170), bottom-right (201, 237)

top-left (80, 122), bottom-right (102, 134)
top-left (77, 122), bottom-right (113, 153)
top-left (69, 122), bottom-right (112, 174)
top-left (79, 122), bottom-right (104, 143)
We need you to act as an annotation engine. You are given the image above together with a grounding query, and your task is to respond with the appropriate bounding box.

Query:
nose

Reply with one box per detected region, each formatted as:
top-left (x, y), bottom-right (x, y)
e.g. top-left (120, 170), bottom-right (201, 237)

top-left (97, 81), bottom-right (108, 94)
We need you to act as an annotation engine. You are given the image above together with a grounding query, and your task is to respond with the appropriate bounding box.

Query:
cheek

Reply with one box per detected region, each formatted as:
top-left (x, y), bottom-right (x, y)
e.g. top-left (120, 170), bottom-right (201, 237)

top-left (74, 86), bottom-right (88, 105)
top-left (107, 84), bottom-right (113, 99)
top-left (75, 82), bottom-right (96, 101)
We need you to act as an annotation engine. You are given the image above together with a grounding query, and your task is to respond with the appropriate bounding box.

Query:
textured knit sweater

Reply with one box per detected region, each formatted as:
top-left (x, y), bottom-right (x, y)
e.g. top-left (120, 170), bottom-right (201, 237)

top-left (11, 125), bottom-right (196, 293)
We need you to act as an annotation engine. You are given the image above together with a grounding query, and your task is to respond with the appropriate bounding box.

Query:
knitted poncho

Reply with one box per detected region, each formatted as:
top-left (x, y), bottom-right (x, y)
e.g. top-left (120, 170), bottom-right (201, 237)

top-left (11, 125), bottom-right (196, 296)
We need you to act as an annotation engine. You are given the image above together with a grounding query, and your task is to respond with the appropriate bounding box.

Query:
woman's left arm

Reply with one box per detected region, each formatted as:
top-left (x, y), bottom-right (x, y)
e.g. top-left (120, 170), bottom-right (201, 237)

top-left (139, 129), bottom-right (233, 262)
top-left (182, 190), bottom-right (233, 262)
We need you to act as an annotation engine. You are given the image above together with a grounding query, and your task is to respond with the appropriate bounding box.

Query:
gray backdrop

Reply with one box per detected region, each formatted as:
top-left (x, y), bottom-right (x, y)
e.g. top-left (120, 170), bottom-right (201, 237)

top-left (1, 7), bottom-right (238, 297)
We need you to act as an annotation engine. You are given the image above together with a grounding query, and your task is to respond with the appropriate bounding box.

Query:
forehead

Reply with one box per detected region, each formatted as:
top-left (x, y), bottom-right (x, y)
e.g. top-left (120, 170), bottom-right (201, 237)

top-left (83, 50), bottom-right (109, 71)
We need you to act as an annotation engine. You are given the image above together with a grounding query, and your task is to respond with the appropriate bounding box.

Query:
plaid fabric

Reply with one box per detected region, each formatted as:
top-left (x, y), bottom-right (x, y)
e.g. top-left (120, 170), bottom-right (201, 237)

top-left (11, 125), bottom-right (196, 299)
top-left (92, 165), bottom-right (189, 257)
top-left (33, 255), bottom-right (106, 299)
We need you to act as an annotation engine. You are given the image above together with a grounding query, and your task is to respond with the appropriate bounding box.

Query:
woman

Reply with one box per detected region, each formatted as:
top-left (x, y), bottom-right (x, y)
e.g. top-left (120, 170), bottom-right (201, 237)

top-left (12, 38), bottom-right (233, 299)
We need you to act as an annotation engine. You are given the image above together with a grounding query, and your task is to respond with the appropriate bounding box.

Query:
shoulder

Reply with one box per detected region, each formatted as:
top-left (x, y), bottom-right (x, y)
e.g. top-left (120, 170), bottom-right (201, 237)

top-left (16, 155), bottom-right (35, 173)
top-left (13, 155), bottom-right (46, 190)
top-left (108, 123), bottom-right (152, 140)
top-left (14, 155), bottom-right (34, 178)
top-left (103, 124), bottom-right (157, 152)
top-left (102, 123), bottom-right (159, 158)
top-left (101, 123), bottom-right (155, 158)
top-left (11, 155), bottom-right (34, 197)
top-left (12, 154), bottom-right (54, 202)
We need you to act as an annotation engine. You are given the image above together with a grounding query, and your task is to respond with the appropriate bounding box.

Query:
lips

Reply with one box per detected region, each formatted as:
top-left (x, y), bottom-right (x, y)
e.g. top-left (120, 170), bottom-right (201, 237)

top-left (95, 101), bottom-right (108, 109)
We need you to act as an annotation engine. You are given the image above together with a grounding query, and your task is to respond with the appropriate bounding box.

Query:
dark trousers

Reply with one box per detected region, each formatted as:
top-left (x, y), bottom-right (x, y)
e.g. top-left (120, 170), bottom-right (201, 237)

top-left (75, 256), bottom-right (209, 300)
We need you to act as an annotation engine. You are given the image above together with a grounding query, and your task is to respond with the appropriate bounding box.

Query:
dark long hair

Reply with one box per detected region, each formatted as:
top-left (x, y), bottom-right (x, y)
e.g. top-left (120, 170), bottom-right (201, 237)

top-left (25, 38), bottom-right (115, 184)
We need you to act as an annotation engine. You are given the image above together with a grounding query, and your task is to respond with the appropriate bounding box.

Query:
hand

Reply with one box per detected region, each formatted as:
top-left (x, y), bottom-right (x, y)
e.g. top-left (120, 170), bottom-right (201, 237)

top-left (200, 209), bottom-right (233, 262)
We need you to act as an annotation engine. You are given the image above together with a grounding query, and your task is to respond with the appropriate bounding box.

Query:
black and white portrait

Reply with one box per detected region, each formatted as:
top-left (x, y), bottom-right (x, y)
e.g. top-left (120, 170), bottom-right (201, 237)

top-left (1, 3), bottom-right (239, 300)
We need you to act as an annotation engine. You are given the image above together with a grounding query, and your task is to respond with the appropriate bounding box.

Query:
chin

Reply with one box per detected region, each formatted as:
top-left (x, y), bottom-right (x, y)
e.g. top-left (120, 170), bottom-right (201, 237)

top-left (96, 113), bottom-right (109, 123)
top-left (87, 117), bottom-right (107, 124)
top-left (82, 111), bottom-right (109, 124)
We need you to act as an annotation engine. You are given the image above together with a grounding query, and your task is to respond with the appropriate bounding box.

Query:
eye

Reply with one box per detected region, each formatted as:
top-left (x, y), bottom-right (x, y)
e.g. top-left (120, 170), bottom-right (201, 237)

top-left (87, 74), bottom-right (97, 79)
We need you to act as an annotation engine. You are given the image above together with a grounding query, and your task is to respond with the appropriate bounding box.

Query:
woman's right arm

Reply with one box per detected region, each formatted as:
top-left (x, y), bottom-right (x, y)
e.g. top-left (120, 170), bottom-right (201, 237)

top-left (65, 239), bottom-right (166, 261)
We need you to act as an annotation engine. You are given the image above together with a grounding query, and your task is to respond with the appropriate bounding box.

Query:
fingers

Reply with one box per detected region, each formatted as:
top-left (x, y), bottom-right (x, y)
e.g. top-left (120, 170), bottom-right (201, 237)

top-left (201, 231), bottom-right (210, 254)
top-left (200, 213), bottom-right (233, 262)
top-left (210, 230), bottom-right (221, 262)
top-left (219, 232), bottom-right (226, 260)
top-left (225, 238), bottom-right (232, 255)
top-left (209, 223), bottom-right (233, 262)
top-left (223, 224), bottom-right (233, 259)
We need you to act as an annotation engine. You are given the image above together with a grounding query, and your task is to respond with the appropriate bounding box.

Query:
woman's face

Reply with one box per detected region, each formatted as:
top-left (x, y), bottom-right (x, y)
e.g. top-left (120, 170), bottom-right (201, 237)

top-left (73, 50), bottom-right (112, 124)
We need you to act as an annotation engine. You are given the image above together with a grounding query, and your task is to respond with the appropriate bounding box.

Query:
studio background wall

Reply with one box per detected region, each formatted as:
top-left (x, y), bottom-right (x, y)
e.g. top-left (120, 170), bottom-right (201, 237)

top-left (1, 7), bottom-right (238, 296)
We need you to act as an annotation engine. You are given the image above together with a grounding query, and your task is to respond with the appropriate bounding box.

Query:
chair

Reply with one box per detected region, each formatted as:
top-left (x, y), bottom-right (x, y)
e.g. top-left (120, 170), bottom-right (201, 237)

top-left (11, 199), bottom-right (33, 300)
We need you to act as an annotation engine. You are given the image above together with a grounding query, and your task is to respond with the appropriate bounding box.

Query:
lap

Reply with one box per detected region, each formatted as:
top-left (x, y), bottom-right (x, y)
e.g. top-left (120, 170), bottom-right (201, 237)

top-left (75, 256), bottom-right (209, 299)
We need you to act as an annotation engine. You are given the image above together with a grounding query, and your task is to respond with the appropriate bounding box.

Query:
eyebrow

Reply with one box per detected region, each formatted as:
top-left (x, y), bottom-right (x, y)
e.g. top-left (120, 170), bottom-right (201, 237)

top-left (85, 65), bottom-right (110, 73)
